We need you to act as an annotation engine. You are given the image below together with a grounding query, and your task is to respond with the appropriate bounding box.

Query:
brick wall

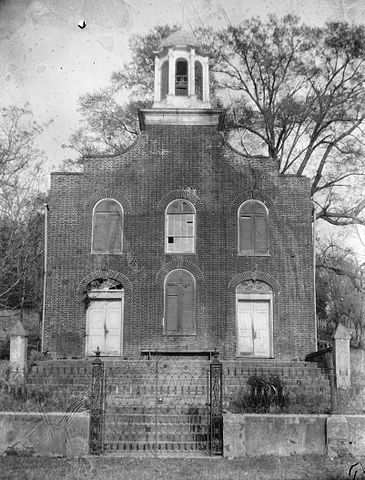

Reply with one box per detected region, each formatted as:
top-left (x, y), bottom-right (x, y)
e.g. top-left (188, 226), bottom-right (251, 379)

top-left (44, 122), bottom-right (316, 359)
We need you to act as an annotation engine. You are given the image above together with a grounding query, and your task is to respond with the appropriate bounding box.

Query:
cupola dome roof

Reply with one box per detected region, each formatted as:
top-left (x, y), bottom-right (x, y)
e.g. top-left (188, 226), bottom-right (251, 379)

top-left (162, 30), bottom-right (199, 49)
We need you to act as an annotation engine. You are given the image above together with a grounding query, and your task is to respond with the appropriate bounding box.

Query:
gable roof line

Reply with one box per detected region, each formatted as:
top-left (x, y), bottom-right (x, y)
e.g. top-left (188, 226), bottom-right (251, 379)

top-left (82, 132), bottom-right (144, 160)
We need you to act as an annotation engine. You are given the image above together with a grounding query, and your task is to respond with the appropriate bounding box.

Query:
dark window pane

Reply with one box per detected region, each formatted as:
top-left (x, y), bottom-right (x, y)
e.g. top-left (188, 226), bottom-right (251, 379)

top-left (176, 59), bottom-right (188, 96)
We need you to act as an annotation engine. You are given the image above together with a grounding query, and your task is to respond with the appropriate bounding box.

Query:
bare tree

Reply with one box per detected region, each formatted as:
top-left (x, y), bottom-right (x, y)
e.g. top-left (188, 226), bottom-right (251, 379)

top-left (0, 105), bottom-right (45, 313)
top-left (317, 240), bottom-right (365, 345)
top-left (208, 16), bottom-right (365, 227)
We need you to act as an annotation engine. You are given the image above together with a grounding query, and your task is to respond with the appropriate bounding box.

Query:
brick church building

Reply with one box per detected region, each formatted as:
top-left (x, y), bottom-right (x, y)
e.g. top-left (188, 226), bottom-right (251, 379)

top-left (43, 31), bottom-right (317, 360)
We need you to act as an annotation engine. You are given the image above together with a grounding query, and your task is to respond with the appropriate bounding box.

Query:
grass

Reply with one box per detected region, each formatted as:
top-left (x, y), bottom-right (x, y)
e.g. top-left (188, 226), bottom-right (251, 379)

top-left (0, 454), bottom-right (362, 480)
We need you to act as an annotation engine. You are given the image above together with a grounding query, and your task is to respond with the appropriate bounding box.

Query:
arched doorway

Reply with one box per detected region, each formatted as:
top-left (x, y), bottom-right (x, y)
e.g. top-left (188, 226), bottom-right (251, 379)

top-left (236, 280), bottom-right (273, 358)
top-left (85, 278), bottom-right (124, 356)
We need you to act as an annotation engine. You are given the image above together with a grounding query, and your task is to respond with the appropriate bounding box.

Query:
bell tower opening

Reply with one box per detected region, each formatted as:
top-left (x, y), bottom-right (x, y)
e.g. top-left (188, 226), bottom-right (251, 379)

top-left (176, 59), bottom-right (188, 96)
top-left (152, 30), bottom-right (211, 109)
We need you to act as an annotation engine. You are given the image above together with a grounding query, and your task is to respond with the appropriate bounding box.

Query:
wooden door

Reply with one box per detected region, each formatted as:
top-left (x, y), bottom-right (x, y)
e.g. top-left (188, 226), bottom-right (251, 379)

top-left (86, 299), bottom-right (122, 356)
top-left (237, 300), bottom-right (271, 357)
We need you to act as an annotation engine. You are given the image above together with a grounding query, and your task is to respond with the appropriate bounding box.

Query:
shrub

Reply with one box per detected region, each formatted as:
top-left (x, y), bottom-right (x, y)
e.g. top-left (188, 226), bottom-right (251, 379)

top-left (228, 374), bottom-right (331, 414)
top-left (229, 374), bottom-right (286, 414)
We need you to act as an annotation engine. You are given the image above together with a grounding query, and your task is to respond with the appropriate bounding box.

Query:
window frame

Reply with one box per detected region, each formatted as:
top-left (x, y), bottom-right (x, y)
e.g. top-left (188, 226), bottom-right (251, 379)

top-left (163, 269), bottom-right (196, 336)
top-left (91, 198), bottom-right (124, 255)
top-left (165, 199), bottom-right (196, 254)
top-left (237, 200), bottom-right (269, 256)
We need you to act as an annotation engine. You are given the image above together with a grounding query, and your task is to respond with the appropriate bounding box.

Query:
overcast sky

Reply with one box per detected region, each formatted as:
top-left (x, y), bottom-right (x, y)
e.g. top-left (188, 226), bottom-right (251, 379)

top-left (1, 0), bottom-right (363, 171)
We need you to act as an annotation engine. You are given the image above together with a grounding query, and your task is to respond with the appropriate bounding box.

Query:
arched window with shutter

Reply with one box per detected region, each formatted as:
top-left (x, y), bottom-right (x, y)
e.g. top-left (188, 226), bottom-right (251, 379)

top-left (92, 199), bottom-right (123, 254)
top-left (238, 200), bottom-right (269, 255)
top-left (164, 269), bottom-right (195, 335)
top-left (165, 199), bottom-right (195, 253)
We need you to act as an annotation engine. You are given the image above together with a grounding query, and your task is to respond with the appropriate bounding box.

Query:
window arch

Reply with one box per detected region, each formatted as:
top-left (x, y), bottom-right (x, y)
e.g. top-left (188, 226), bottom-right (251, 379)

top-left (165, 199), bottom-right (195, 253)
top-left (92, 199), bottom-right (123, 254)
top-left (164, 269), bottom-right (195, 335)
top-left (195, 60), bottom-right (203, 100)
top-left (160, 60), bottom-right (169, 100)
top-left (175, 58), bottom-right (188, 96)
top-left (238, 200), bottom-right (268, 255)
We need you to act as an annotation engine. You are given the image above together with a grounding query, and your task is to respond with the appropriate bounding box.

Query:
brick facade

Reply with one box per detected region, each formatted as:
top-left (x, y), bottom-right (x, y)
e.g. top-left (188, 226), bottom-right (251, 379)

top-left (43, 117), bottom-right (316, 360)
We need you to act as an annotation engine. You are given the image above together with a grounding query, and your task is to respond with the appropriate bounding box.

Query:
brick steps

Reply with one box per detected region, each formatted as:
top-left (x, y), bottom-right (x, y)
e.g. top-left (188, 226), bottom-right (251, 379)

top-left (26, 358), bottom-right (331, 412)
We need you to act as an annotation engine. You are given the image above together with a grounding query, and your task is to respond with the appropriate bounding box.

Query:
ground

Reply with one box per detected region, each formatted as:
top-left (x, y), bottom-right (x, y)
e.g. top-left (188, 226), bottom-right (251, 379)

top-left (0, 455), bottom-right (364, 480)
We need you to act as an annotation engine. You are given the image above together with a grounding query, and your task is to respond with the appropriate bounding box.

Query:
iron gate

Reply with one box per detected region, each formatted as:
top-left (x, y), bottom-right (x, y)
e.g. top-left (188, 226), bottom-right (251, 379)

top-left (89, 351), bottom-right (223, 456)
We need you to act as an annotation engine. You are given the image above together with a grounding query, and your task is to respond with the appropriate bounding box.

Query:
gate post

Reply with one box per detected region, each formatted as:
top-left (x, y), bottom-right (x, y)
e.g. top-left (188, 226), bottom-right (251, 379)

top-left (89, 347), bottom-right (105, 455)
top-left (210, 350), bottom-right (223, 455)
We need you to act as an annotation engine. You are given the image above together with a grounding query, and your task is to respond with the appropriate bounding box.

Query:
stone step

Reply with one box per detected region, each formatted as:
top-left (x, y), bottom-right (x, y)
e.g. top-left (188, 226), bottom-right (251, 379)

top-left (103, 440), bottom-right (209, 454)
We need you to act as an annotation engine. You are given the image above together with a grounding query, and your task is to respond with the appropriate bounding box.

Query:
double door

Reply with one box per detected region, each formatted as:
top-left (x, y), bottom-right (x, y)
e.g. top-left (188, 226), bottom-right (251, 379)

top-left (86, 297), bottom-right (122, 356)
top-left (237, 299), bottom-right (271, 357)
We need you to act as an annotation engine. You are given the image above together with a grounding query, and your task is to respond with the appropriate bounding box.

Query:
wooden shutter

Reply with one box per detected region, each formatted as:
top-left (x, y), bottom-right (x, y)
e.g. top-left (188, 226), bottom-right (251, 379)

top-left (165, 271), bottom-right (195, 334)
top-left (107, 212), bottom-right (122, 253)
top-left (93, 200), bottom-right (122, 253)
top-left (165, 284), bottom-right (179, 333)
top-left (180, 283), bottom-right (195, 333)
top-left (93, 213), bottom-right (108, 252)
top-left (254, 215), bottom-right (268, 254)
top-left (239, 216), bottom-right (253, 253)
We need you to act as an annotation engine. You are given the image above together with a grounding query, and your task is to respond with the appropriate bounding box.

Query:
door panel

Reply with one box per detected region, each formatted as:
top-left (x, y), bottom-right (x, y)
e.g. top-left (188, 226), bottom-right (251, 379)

top-left (237, 300), bottom-right (271, 357)
top-left (87, 303), bottom-right (105, 355)
top-left (237, 301), bottom-right (254, 355)
top-left (253, 301), bottom-right (270, 357)
top-left (105, 301), bottom-right (122, 355)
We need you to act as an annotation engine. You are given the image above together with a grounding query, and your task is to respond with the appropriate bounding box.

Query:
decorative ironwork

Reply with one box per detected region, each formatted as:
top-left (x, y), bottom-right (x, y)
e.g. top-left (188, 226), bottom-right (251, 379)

top-left (89, 347), bottom-right (105, 455)
top-left (210, 351), bottom-right (223, 455)
top-left (103, 356), bottom-right (211, 455)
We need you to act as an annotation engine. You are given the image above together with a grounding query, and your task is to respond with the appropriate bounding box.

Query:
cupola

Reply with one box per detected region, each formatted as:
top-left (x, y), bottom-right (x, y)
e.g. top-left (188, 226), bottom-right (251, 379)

top-left (152, 30), bottom-right (211, 109)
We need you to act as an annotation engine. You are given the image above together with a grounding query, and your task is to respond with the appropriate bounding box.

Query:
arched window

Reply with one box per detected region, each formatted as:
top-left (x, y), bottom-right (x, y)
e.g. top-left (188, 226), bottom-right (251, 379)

top-left (165, 270), bottom-right (195, 335)
top-left (175, 59), bottom-right (188, 96)
top-left (238, 200), bottom-right (268, 255)
top-left (165, 199), bottom-right (195, 253)
top-left (195, 60), bottom-right (203, 100)
top-left (160, 60), bottom-right (169, 100)
top-left (92, 199), bottom-right (123, 254)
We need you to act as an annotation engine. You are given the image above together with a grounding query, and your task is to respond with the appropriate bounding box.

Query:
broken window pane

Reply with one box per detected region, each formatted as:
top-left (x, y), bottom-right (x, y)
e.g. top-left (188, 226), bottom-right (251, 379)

top-left (166, 200), bottom-right (195, 253)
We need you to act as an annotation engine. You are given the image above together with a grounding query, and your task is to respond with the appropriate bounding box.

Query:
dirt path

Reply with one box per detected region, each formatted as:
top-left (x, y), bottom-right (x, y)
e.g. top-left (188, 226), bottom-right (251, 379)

top-left (1, 454), bottom-right (364, 480)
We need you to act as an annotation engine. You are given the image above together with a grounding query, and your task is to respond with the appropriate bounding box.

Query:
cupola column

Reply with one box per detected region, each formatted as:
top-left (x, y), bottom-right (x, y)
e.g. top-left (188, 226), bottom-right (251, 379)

top-left (154, 56), bottom-right (161, 103)
top-left (202, 57), bottom-right (210, 102)
top-left (168, 48), bottom-right (175, 96)
top-left (189, 48), bottom-right (196, 97)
